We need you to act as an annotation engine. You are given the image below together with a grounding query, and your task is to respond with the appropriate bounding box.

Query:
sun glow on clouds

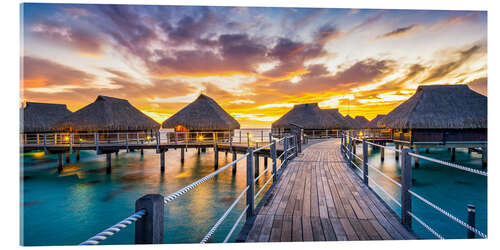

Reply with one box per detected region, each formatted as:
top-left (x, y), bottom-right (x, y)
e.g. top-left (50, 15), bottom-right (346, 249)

top-left (230, 99), bottom-right (255, 104)
top-left (257, 103), bottom-right (297, 109)
top-left (232, 113), bottom-right (279, 122)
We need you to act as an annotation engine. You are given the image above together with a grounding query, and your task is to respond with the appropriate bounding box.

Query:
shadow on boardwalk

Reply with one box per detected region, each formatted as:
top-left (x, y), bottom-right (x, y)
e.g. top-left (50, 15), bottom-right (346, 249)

top-left (240, 139), bottom-right (417, 242)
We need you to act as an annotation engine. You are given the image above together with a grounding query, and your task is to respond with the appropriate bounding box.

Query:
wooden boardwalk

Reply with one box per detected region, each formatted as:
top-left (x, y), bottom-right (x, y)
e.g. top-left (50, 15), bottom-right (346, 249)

top-left (245, 139), bottom-right (416, 242)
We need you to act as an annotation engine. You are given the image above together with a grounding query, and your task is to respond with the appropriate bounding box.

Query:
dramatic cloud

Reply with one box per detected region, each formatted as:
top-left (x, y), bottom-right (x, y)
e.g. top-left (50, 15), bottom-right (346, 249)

top-left (376, 24), bottom-right (419, 39)
top-left (22, 56), bottom-right (95, 88)
top-left (424, 44), bottom-right (483, 82)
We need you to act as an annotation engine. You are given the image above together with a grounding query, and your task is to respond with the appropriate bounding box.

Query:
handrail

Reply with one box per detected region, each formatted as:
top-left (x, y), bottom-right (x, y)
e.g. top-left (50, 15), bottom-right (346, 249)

top-left (78, 132), bottom-right (301, 245)
top-left (340, 132), bottom-right (487, 240)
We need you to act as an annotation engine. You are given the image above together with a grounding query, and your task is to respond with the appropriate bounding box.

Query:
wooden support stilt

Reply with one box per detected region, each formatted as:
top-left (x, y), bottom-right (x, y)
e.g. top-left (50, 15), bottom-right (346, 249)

top-left (468, 148), bottom-right (472, 154)
top-left (395, 144), bottom-right (400, 160)
top-left (106, 153), bottom-right (112, 174)
top-left (380, 142), bottom-right (385, 162)
top-left (141, 148), bottom-right (144, 156)
top-left (214, 145), bottom-right (219, 169)
top-left (201, 147), bottom-right (206, 153)
top-left (232, 152), bottom-right (237, 174)
top-left (425, 148), bottom-right (430, 153)
top-left (160, 150), bottom-right (165, 172)
top-left (414, 147), bottom-right (420, 168)
top-left (254, 153), bottom-right (260, 178)
top-left (451, 148), bottom-right (456, 162)
top-left (197, 147), bottom-right (201, 155)
top-left (264, 156), bottom-right (268, 169)
top-left (115, 151), bottom-right (119, 157)
top-left (57, 153), bottom-right (63, 172)
top-left (181, 147), bottom-right (185, 163)
top-left (481, 147), bottom-right (487, 169)
top-left (65, 152), bottom-right (70, 163)
top-left (352, 141), bottom-right (356, 155)
top-left (76, 150), bottom-right (80, 161)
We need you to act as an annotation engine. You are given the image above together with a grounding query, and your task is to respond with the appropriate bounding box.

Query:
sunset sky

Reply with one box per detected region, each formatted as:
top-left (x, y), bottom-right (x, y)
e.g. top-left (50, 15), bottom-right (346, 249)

top-left (21, 3), bottom-right (487, 128)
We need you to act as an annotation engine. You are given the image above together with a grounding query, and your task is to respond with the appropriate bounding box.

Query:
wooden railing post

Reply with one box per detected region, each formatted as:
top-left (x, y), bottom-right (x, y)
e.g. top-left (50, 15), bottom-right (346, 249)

top-left (362, 139), bottom-right (368, 185)
top-left (401, 148), bottom-right (412, 229)
top-left (467, 204), bottom-right (476, 239)
top-left (283, 136), bottom-right (289, 167)
top-left (95, 132), bottom-right (99, 152)
top-left (239, 130), bottom-right (242, 144)
top-left (156, 132), bottom-right (160, 152)
top-left (348, 137), bottom-right (353, 168)
top-left (70, 133), bottom-right (74, 153)
top-left (261, 130), bottom-right (264, 142)
top-left (43, 134), bottom-right (47, 152)
top-left (246, 148), bottom-right (255, 218)
top-left (135, 194), bottom-right (164, 244)
top-left (271, 140), bottom-right (277, 182)
top-left (247, 132), bottom-right (250, 147)
top-left (126, 133), bottom-right (129, 152)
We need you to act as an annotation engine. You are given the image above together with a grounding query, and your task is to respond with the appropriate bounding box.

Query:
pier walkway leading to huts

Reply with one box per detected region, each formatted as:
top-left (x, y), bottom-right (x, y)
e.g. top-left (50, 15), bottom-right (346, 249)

top-left (244, 139), bottom-right (416, 242)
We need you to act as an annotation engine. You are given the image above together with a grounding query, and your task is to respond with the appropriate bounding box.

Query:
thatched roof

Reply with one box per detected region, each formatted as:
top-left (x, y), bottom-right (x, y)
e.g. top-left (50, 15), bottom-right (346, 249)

top-left (21, 102), bottom-right (72, 133)
top-left (272, 103), bottom-right (343, 129)
top-left (162, 94), bottom-right (240, 131)
top-left (322, 109), bottom-right (349, 128)
top-left (368, 114), bottom-right (387, 128)
top-left (343, 115), bottom-right (361, 129)
top-left (354, 116), bottom-right (370, 128)
top-left (52, 95), bottom-right (160, 132)
top-left (382, 84), bottom-right (487, 129)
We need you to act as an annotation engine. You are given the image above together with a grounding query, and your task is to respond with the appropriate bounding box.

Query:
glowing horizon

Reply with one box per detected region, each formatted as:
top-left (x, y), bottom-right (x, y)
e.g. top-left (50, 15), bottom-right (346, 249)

top-left (21, 4), bottom-right (487, 128)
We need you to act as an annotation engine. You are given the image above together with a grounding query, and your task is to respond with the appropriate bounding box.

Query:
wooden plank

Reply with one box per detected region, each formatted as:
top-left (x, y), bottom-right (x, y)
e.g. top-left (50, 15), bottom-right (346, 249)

top-left (280, 215), bottom-right (293, 242)
top-left (257, 214), bottom-right (275, 242)
top-left (330, 218), bottom-right (348, 241)
top-left (245, 215), bottom-right (266, 242)
top-left (269, 215), bottom-right (283, 242)
top-left (359, 219), bottom-right (382, 240)
top-left (339, 218), bottom-right (359, 241)
top-left (292, 216), bottom-right (303, 241)
top-left (349, 218), bottom-right (370, 240)
top-left (302, 216), bottom-right (314, 241)
top-left (310, 216), bottom-right (326, 241)
top-left (320, 217), bottom-right (337, 241)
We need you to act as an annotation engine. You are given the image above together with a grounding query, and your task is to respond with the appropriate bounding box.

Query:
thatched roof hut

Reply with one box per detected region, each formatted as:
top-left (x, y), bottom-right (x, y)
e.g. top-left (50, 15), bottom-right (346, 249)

top-left (272, 103), bottom-right (342, 130)
top-left (354, 116), bottom-right (370, 128)
top-left (322, 109), bottom-right (349, 129)
top-left (21, 102), bottom-right (72, 133)
top-left (162, 94), bottom-right (240, 131)
top-left (382, 85), bottom-right (487, 129)
top-left (368, 114), bottom-right (387, 128)
top-left (52, 95), bottom-right (160, 132)
top-left (343, 115), bottom-right (360, 129)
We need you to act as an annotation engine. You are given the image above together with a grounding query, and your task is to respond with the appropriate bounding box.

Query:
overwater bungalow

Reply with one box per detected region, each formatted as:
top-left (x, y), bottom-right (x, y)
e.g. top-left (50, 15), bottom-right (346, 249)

top-left (382, 84), bottom-right (487, 166)
top-left (343, 115), bottom-right (360, 129)
top-left (323, 108), bottom-right (349, 129)
top-left (21, 102), bottom-right (72, 133)
top-left (162, 94), bottom-right (240, 143)
top-left (368, 114), bottom-right (387, 128)
top-left (364, 114), bottom-right (391, 139)
top-left (354, 115), bottom-right (370, 128)
top-left (272, 103), bottom-right (344, 138)
top-left (52, 95), bottom-right (160, 134)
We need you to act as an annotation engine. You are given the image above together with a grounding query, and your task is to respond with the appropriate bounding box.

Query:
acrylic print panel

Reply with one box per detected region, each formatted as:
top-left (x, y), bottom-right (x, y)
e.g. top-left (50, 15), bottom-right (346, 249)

top-left (20, 2), bottom-right (487, 246)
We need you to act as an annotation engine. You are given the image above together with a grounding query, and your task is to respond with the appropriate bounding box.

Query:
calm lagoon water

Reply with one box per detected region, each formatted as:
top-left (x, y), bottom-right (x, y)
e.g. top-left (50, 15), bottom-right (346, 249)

top-left (350, 143), bottom-right (487, 239)
top-left (21, 146), bottom-right (275, 246)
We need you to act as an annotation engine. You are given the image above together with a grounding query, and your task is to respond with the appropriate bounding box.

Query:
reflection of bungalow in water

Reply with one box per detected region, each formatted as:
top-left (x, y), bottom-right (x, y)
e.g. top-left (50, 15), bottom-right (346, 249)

top-left (22, 102), bottom-right (72, 133)
top-left (21, 102), bottom-right (73, 144)
top-left (52, 95), bottom-right (160, 143)
top-left (382, 85), bottom-right (487, 167)
top-left (272, 103), bottom-right (345, 138)
top-left (162, 94), bottom-right (240, 142)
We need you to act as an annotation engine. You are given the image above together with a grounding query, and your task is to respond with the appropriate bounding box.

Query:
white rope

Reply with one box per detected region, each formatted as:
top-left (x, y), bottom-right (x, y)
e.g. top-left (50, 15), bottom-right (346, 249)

top-left (255, 173), bottom-right (275, 199)
top-left (254, 143), bottom-right (272, 153)
top-left (200, 186), bottom-right (249, 243)
top-left (164, 153), bottom-right (249, 204)
top-left (223, 205), bottom-right (249, 243)
top-left (367, 175), bottom-right (402, 207)
top-left (407, 211), bottom-right (444, 239)
top-left (254, 167), bottom-right (271, 183)
top-left (409, 190), bottom-right (487, 238)
top-left (79, 210), bottom-right (146, 245)
top-left (366, 163), bottom-right (402, 187)
top-left (408, 152), bottom-right (487, 176)
top-left (366, 141), bottom-right (402, 153)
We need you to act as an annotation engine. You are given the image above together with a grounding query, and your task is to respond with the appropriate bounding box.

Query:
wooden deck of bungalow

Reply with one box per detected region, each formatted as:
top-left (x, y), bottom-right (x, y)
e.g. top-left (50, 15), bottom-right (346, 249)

top-left (242, 139), bottom-right (416, 242)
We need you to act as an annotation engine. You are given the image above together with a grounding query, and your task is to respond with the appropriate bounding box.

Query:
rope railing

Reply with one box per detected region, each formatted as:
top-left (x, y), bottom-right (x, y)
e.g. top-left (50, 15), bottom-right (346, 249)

top-left (407, 211), bottom-right (444, 239)
top-left (80, 210), bottom-right (146, 245)
top-left (78, 132), bottom-right (301, 245)
top-left (255, 173), bottom-right (275, 199)
top-left (164, 153), bottom-right (249, 204)
top-left (200, 186), bottom-right (250, 243)
top-left (408, 152), bottom-right (487, 176)
top-left (340, 131), bottom-right (486, 240)
top-left (223, 205), bottom-right (249, 243)
top-left (408, 190), bottom-right (487, 239)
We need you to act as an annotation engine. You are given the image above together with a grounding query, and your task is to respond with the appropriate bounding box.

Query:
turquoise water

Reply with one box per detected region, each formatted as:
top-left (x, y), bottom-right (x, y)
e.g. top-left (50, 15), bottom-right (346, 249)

top-left (349, 143), bottom-right (487, 239)
top-left (21, 147), bottom-right (275, 246)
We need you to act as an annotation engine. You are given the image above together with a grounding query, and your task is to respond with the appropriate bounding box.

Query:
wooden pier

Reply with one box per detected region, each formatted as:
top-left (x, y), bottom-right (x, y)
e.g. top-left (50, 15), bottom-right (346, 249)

top-left (242, 139), bottom-right (416, 242)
